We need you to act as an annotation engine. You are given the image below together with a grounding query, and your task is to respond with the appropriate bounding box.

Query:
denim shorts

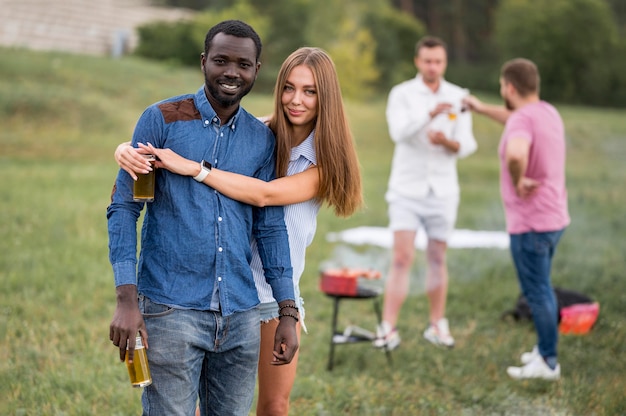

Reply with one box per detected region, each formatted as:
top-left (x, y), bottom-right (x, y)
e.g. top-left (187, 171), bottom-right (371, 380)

top-left (259, 298), bottom-right (307, 333)
top-left (259, 300), bottom-right (279, 322)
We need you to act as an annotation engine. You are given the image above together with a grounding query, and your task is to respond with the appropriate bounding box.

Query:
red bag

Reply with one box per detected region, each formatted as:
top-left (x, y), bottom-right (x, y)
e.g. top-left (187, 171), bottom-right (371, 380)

top-left (559, 302), bottom-right (600, 335)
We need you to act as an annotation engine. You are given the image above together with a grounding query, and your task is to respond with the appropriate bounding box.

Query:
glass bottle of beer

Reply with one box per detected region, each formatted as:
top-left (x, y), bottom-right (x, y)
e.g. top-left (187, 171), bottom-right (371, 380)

top-left (125, 334), bottom-right (152, 388)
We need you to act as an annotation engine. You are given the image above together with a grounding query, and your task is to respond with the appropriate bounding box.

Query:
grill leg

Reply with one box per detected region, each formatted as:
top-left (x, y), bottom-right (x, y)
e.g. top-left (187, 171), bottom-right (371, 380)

top-left (372, 297), bottom-right (393, 366)
top-left (327, 296), bottom-right (340, 371)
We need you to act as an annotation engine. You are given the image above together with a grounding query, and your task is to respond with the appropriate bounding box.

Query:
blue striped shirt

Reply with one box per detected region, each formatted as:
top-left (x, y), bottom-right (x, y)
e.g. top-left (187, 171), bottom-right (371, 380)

top-left (250, 130), bottom-right (320, 309)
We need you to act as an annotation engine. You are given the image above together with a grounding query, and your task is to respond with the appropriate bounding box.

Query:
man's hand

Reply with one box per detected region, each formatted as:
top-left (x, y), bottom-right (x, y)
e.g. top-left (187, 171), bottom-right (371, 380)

top-left (516, 176), bottom-right (540, 199)
top-left (109, 284), bottom-right (147, 363)
top-left (428, 130), bottom-right (447, 146)
top-left (270, 301), bottom-right (299, 365)
top-left (427, 130), bottom-right (460, 153)
top-left (462, 95), bottom-right (511, 124)
top-left (461, 95), bottom-right (484, 113)
top-left (429, 102), bottom-right (453, 119)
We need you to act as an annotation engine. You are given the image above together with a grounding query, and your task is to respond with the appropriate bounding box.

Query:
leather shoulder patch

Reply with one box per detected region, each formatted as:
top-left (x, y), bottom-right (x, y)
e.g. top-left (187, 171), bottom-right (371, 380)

top-left (158, 98), bottom-right (202, 124)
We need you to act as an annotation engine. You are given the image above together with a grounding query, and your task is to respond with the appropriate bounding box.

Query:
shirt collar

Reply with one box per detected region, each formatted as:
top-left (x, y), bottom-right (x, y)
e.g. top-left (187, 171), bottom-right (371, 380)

top-left (195, 86), bottom-right (239, 131)
top-left (290, 129), bottom-right (317, 164)
top-left (415, 74), bottom-right (449, 95)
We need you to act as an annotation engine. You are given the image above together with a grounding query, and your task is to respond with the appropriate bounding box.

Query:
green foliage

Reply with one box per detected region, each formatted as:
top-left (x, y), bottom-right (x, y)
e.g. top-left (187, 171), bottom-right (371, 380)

top-left (3, 46), bottom-right (626, 416)
top-left (247, 0), bottom-right (314, 91)
top-left (362, 3), bottom-right (427, 91)
top-left (286, 0), bottom-right (382, 99)
top-left (150, 0), bottom-right (214, 10)
top-left (134, 19), bottom-right (199, 66)
top-left (445, 61), bottom-right (501, 95)
top-left (134, 0), bottom-right (425, 99)
top-left (495, 0), bottom-right (623, 106)
top-left (189, 0), bottom-right (271, 56)
top-left (326, 19), bottom-right (380, 99)
top-left (133, 0), bottom-right (626, 105)
top-left (134, 0), bottom-right (271, 74)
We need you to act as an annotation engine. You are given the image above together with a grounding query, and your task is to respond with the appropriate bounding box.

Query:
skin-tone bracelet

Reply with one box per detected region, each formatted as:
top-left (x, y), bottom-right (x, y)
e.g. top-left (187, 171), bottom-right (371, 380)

top-left (278, 312), bottom-right (299, 322)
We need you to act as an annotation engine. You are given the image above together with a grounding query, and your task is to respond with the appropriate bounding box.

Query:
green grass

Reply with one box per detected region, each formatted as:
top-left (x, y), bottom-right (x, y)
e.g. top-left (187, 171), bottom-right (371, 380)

top-left (1, 47), bottom-right (625, 415)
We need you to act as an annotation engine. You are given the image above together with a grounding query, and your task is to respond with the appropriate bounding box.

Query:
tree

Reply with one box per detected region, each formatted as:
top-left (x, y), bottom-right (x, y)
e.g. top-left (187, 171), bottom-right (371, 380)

top-left (190, 0), bottom-right (271, 56)
top-left (135, 0), bottom-right (426, 98)
top-left (135, 20), bottom-right (199, 66)
top-left (392, 0), bottom-right (500, 63)
top-left (362, 2), bottom-right (426, 91)
top-left (495, 0), bottom-right (620, 104)
top-left (247, 0), bottom-right (314, 90)
top-left (326, 18), bottom-right (379, 99)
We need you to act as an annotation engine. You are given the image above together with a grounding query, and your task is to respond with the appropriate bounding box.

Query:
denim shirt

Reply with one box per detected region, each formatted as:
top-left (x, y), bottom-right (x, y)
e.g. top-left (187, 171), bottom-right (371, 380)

top-left (107, 86), bottom-right (294, 315)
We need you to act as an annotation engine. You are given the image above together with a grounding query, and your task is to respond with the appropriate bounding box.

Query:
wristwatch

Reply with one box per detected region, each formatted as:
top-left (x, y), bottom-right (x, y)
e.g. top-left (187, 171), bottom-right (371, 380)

top-left (193, 160), bottom-right (212, 182)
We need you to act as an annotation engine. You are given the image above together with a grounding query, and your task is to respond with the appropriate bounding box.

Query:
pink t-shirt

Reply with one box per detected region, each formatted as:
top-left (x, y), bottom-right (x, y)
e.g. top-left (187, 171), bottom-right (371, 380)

top-left (498, 101), bottom-right (570, 234)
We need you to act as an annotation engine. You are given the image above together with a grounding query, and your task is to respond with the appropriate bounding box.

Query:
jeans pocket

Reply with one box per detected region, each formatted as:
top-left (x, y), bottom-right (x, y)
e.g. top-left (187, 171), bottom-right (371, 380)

top-left (521, 232), bottom-right (551, 255)
top-left (139, 295), bottom-right (176, 318)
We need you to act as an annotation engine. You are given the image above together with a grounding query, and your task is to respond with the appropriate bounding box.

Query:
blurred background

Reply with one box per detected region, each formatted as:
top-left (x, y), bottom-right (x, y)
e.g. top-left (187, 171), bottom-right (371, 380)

top-left (1, 1), bottom-right (625, 414)
top-left (1, 0), bottom-right (625, 107)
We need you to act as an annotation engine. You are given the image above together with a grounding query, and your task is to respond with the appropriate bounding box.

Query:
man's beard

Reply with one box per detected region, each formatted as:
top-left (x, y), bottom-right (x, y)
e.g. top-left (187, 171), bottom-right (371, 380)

top-left (504, 96), bottom-right (514, 111)
top-left (206, 78), bottom-right (255, 108)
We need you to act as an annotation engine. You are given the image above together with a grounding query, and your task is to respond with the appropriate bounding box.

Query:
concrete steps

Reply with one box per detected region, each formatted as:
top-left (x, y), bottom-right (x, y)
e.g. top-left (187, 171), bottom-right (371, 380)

top-left (0, 0), bottom-right (194, 56)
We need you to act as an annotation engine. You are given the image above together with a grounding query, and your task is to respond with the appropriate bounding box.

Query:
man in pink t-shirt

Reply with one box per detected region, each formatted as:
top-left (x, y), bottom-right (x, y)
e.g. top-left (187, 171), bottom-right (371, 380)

top-left (463, 58), bottom-right (570, 381)
top-left (499, 101), bottom-right (570, 234)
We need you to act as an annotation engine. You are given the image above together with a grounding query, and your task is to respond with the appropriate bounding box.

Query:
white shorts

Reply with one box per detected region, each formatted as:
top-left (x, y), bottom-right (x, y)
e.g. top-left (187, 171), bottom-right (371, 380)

top-left (387, 192), bottom-right (459, 242)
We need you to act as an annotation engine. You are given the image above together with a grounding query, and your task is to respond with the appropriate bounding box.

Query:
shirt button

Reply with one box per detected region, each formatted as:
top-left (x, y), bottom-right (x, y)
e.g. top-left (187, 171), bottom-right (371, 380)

top-left (218, 247), bottom-right (223, 252)
top-left (218, 276), bottom-right (222, 282)
top-left (220, 132), bottom-right (224, 137)
top-left (204, 120), bottom-right (209, 125)
top-left (218, 217), bottom-right (222, 222)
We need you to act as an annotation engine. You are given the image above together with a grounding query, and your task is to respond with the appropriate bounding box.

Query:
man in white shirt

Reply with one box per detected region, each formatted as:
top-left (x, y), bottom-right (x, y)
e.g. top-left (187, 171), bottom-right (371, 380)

top-left (374, 36), bottom-right (477, 350)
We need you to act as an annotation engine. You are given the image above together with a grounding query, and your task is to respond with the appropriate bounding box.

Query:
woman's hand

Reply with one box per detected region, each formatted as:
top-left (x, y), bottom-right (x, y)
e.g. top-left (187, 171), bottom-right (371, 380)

top-left (115, 141), bottom-right (152, 181)
top-left (140, 143), bottom-right (200, 178)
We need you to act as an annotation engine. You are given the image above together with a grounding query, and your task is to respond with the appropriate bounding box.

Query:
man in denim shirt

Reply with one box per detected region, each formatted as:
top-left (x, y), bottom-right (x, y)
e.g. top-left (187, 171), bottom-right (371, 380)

top-left (107, 20), bottom-right (298, 415)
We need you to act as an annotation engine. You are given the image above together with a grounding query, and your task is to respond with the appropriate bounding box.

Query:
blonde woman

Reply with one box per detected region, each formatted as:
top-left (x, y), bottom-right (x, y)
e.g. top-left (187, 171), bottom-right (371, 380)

top-left (115, 47), bottom-right (362, 416)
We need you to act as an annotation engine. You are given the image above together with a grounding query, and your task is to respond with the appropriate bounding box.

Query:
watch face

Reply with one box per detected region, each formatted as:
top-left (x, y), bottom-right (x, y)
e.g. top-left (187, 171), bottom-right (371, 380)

top-left (202, 160), bottom-right (212, 170)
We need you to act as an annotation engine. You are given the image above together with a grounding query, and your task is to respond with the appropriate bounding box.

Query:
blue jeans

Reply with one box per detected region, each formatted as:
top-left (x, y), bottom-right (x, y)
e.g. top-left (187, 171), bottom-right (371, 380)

top-left (139, 295), bottom-right (260, 416)
top-left (510, 229), bottom-right (565, 361)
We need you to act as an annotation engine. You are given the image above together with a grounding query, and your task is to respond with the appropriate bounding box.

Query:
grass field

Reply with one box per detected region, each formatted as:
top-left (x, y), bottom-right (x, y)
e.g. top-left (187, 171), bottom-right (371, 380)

top-left (1, 48), bottom-right (625, 415)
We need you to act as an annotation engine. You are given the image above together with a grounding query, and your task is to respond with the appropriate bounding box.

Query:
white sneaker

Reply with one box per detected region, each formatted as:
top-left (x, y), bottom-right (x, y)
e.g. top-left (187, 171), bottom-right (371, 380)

top-left (372, 321), bottom-right (401, 351)
top-left (520, 345), bottom-right (540, 365)
top-left (507, 355), bottom-right (561, 380)
top-left (423, 318), bottom-right (455, 348)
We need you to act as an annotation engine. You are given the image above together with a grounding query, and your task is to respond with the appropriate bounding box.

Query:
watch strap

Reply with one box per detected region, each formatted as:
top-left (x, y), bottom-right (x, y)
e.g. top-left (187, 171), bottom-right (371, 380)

top-left (193, 161), bottom-right (210, 182)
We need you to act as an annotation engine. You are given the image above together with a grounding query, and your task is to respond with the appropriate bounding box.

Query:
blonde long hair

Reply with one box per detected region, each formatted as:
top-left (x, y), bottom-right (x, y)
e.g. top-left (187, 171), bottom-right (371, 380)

top-left (268, 47), bottom-right (363, 217)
